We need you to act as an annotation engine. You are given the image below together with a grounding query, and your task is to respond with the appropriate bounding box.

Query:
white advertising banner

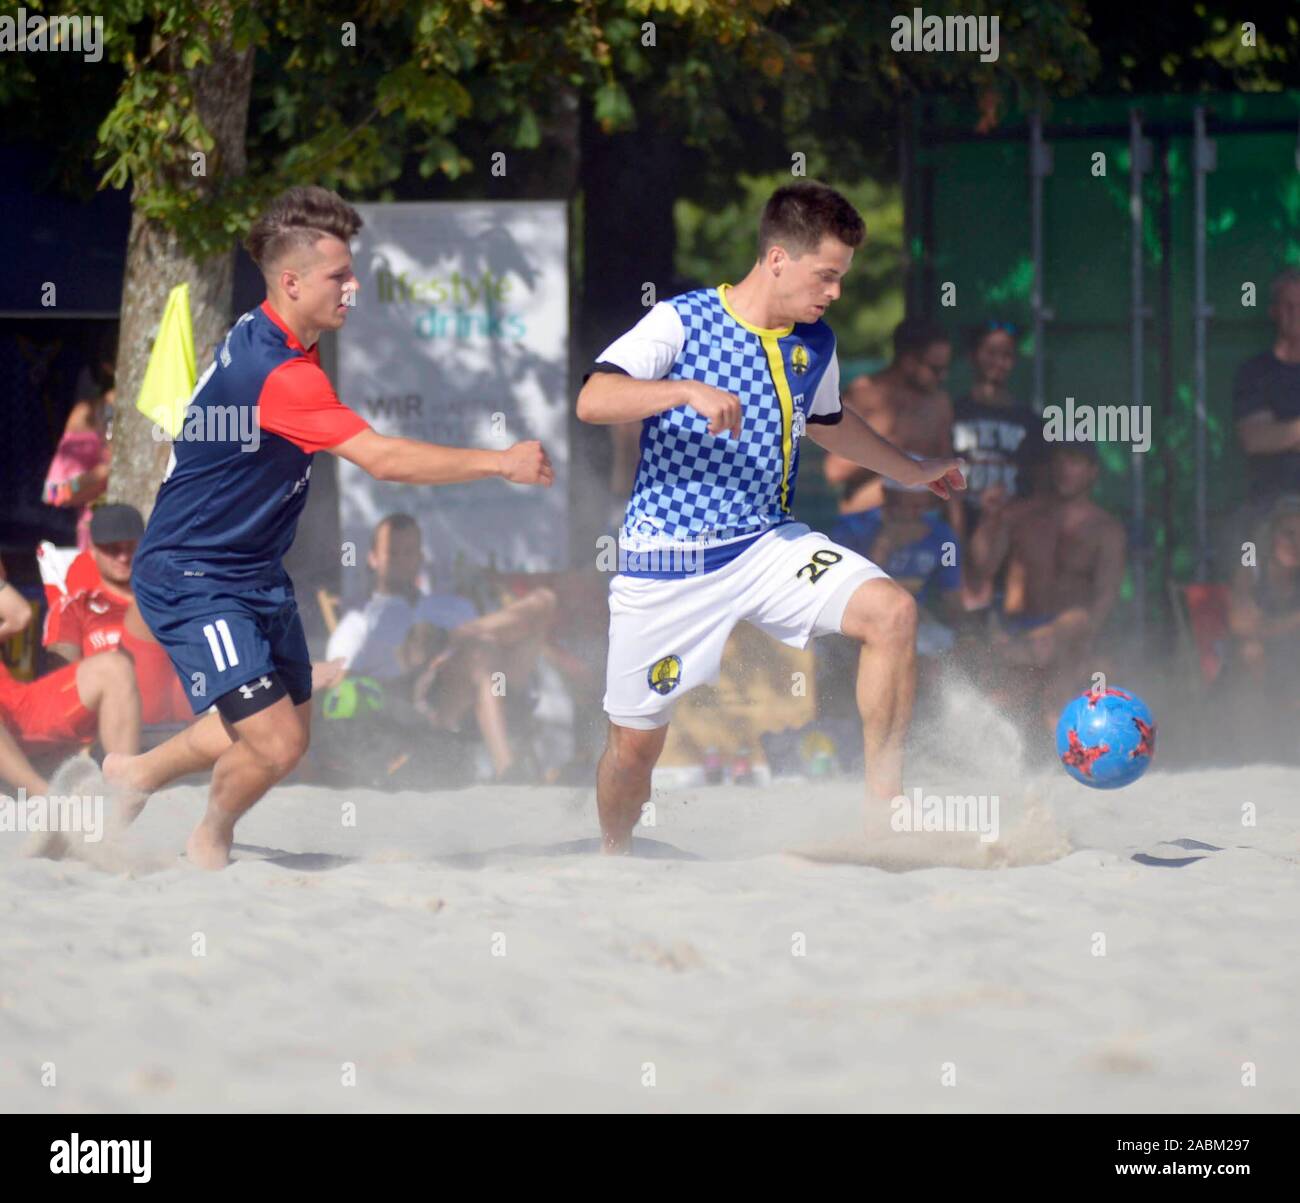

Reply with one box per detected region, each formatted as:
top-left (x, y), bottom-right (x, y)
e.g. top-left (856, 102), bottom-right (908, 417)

top-left (336, 201), bottom-right (569, 592)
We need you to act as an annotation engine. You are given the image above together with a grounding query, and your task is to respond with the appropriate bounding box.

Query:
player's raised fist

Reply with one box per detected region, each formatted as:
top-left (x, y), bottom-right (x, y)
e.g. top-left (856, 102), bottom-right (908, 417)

top-left (912, 457), bottom-right (967, 501)
top-left (684, 380), bottom-right (744, 439)
top-left (500, 440), bottom-right (554, 487)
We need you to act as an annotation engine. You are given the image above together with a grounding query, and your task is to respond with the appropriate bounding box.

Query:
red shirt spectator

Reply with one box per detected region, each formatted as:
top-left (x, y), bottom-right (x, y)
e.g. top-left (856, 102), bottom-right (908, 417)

top-left (41, 506), bottom-right (193, 725)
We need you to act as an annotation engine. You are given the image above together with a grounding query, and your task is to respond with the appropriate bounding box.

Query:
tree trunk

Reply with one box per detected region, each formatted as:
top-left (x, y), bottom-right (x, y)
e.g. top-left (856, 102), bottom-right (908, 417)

top-left (570, 104), bottom-right (678, 563)
top-left (107, 36), bottom-right (254, 518)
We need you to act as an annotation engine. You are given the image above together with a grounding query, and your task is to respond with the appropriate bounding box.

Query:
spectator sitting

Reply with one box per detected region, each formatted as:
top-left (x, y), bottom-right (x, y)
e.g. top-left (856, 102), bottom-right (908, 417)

top-left (43, 504), bottom-right (193, 726)
top-left (3, 525), bottom-right (140, 776)
top-left (965, 442), bottom-right (1127, 739)
top-left (326, 512), bottom-right (557, 780)
top-left (42, 362), bottom-right (114, 551)
top-left (830, 473), bottom-right (963, 660)
top-left (950, 320), bottom-right (1045, 545)
top-left (0, 649), bottom-right (142, 786)
top-left (1225, 494), bottom-right (1300, 758)
top-left (1233, 268), bottom-right (1300, 539)
top-left (822, 318), bottom-right (954, 515)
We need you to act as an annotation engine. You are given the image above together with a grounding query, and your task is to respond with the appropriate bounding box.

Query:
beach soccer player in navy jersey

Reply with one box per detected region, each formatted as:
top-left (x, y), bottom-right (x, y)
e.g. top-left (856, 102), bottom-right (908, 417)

top-left (102, 186), bottom-right (553, 869)
top-left (577, 181), bottom-right (966, 853)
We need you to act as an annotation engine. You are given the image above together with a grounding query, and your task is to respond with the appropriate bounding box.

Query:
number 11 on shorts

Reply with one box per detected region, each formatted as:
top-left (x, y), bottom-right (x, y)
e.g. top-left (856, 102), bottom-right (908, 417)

top-left (202, 620), bottom-right (241, 672)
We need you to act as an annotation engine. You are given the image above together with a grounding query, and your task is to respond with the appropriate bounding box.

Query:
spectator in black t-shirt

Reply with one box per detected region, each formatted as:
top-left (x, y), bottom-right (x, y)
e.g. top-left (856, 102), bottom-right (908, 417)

top-left (1234, 268), bottom-right (1300, 518)
top-left (950, 320), bottom-right (1045, 546)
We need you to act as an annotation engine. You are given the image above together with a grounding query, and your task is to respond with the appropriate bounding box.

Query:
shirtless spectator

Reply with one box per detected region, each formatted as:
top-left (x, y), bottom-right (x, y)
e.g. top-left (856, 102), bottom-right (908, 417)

top-left (831, 475), bottom-right (963, 661)
top-left (327, 512), bottom-right (557, 780)
top-left (1234, 268), bottom-right (1300, 539)
top-left (966, 443), bottom-right (1127, 736)
top-left (823, 318), bottom-right (954, 515)
top-left (1225, 495), bottom-right (1300, 758)
top-left (43, 504), bottom-right (193, 726)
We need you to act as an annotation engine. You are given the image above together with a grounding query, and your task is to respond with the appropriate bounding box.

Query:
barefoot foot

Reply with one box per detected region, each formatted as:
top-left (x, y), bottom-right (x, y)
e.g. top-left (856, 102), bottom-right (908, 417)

top-left (185, 823), bottom-right (232, 871)
top-left (102, 752), bottom-right (151, 831)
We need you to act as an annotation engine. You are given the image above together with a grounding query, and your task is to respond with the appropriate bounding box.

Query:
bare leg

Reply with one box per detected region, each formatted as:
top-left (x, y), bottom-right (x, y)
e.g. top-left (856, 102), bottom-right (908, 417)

top-left (595, 721), bottom-right (668, 854)
top-left (186, 698), bottom-right (310, 870)
top-left (105, 708), bottom-right (232, 799)
top-left (472, 673), bottom-right (513, 777)
top-left (0, 725), bottom-right (48, 796)
top-left (458, 586), bottom-right (557, 644)
top-left (839, 580), bottom-right (919, 818)
top-left (424, 645), bottom-right (515, 778)
top-left (74, 651), bottom-right (141, 756)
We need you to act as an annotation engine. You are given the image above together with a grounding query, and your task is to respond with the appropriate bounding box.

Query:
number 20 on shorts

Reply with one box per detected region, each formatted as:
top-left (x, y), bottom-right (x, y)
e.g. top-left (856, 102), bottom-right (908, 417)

top-left (796, 548), bottom-right (842, 585)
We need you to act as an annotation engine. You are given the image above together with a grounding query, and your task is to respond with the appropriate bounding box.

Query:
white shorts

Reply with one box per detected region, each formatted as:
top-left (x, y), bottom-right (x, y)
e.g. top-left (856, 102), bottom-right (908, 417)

top-left (603, 522), bottom-right (889, 729)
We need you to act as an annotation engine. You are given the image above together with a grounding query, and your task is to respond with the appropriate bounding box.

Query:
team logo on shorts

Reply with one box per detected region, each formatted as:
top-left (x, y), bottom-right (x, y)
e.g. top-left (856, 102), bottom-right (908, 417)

top-left (790, 343), bottom-right (809, 374)
top-left (647, 654), bottom-right (682, 695)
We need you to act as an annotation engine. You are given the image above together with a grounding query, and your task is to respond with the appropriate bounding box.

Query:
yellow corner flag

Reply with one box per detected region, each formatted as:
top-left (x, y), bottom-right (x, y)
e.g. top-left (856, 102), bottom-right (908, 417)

top-left (135, 282), bottom-right (197, 439)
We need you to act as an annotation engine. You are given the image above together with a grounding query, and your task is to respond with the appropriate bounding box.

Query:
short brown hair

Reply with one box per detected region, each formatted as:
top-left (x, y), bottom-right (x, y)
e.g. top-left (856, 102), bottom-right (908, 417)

top-left (373, 511), bottom-right (419, 545)
top-left (245, 186), bottom-right (363, 273)
top-left (758, 182), bottom-right (865, 258)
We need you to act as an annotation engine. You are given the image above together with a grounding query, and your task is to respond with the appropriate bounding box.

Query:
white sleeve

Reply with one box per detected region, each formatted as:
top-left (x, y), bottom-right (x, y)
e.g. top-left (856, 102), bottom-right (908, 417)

top-left (808, 350), bottom-right (842, 421)
top-left (593, 302), bottom-right (685, 381)
top-left (325, 609), bottom-right (367, 669)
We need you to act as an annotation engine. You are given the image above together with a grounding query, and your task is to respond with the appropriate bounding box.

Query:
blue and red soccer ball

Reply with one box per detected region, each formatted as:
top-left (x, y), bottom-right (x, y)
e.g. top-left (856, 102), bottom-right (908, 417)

top-left (1055, 687), bottom-right (1156, 789)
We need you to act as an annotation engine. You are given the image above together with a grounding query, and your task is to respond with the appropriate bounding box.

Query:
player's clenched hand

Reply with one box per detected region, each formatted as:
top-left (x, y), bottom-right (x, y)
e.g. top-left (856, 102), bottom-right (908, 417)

top-left (911, 457), bottom-right (967, 501)
top-left (684, 381), bottom-right (743, 438)
top-left (500, 440), bottom-right (554, 486)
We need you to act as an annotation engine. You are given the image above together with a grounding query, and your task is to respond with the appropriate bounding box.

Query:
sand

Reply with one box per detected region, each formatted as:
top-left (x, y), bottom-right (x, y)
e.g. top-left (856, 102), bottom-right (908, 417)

top-left (1, 730), bottom-right (1297, 1113)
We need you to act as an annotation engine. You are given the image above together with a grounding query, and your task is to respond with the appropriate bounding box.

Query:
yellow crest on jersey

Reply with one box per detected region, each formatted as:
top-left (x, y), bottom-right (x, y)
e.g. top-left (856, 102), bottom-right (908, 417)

top-left (647, 654), bottom-right (682, 695)
top-left (790, 343), bottom-right (810, 375)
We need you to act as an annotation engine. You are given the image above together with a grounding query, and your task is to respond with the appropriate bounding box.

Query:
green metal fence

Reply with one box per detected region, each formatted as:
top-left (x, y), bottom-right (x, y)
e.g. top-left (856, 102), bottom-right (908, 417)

top-left (904, 91), bottom-right (1300, 646)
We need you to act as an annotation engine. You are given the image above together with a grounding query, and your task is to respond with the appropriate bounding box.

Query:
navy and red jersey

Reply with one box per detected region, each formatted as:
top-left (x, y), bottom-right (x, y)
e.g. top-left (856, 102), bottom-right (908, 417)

top-left (134, 302), bottom-right (368, 588)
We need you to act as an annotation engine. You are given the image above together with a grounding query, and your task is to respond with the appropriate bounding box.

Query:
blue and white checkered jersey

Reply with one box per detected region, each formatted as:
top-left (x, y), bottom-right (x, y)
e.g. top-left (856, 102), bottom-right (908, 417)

top-left (592, 285), bottom-right (843, 578)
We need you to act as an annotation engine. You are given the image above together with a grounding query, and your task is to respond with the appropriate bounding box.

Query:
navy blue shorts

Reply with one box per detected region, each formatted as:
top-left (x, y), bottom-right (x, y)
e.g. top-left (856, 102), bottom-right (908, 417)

top-left (133, 573), bottom-right (312, 717)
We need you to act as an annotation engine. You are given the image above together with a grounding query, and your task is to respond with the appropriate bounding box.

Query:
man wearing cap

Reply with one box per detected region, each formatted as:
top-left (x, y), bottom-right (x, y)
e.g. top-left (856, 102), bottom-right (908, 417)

top-left (966, 441), bottom-right (1127, 734)
top-left (43, 505), bottom-right (194, 728)
top-left (45, 504), bottom-right (143, 661)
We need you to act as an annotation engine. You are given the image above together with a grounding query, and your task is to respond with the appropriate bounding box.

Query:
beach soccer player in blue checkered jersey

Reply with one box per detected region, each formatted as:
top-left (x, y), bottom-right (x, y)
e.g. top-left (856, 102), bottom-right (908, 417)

top-left (104, 186), bottom-right (553, 869)
top-left (577, 181), bottom-right (967, 853)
